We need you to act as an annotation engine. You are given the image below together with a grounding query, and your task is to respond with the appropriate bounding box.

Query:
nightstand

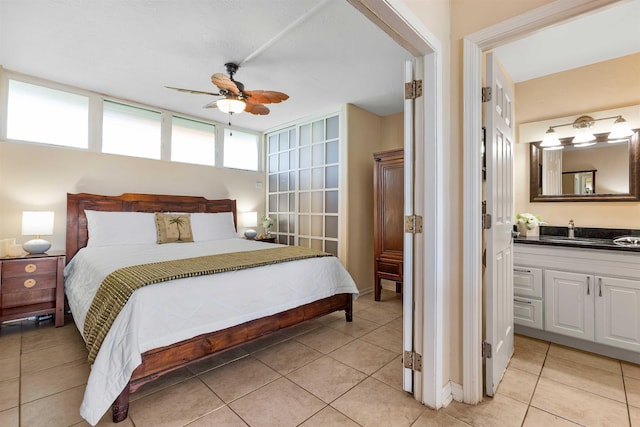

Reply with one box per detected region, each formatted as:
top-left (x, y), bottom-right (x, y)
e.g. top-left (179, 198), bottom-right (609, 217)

top-left (0, 251), bottom-right (65, 327)
top-left (255, 236), bottom-right (276, 243)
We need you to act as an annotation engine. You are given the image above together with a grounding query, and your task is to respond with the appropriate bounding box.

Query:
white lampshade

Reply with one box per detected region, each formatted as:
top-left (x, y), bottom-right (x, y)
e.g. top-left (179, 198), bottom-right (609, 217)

top-left (609, 116), bottom-right (634, 139)
top-left (572, 127), bottom-right (596, 144)
top-left (217, 97), bottom-right (246, 114)
top-left (22, 211), bottom-right (54, 236)
top-left (240, 211), bottom-right (258, 228)
top-left (22, 211), bottom-right (54, 254)
top-left (540, 128), bottom-right (561, 147)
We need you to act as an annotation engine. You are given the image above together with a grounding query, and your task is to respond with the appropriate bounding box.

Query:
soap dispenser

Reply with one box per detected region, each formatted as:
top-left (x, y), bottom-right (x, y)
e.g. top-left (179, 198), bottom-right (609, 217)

top-left (568, 219), bottom-right (575, 239)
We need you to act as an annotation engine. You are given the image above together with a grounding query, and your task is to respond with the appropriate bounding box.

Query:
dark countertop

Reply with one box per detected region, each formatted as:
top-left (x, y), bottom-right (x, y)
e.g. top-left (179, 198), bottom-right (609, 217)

top-left (514, 226), bottom-right (640, 253)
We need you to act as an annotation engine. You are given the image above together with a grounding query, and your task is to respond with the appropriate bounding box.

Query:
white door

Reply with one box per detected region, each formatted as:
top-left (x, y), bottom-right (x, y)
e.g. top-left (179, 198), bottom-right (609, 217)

top-left (484, 52), bottom-right (515, 396)
top-left (596, 276), bottom-right (640, 351)
top-left (402, 59), bottom-right (416, 393)
top-left (545, 270), bottom-right (595, 340)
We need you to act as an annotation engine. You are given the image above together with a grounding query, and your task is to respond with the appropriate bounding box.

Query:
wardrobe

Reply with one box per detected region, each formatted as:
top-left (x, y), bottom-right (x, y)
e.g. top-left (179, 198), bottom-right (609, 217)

top-left (373, 149), bottom-right (404, 301)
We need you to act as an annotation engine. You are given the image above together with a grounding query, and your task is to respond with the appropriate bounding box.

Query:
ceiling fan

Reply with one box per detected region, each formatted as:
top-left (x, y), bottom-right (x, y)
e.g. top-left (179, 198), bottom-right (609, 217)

top-left (166, 63), bottom-right (289, 115)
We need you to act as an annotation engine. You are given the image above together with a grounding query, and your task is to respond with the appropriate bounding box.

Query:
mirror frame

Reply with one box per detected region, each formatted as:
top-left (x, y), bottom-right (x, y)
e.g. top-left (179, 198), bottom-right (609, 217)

top-left (529, 129), bottom-right (640, 202)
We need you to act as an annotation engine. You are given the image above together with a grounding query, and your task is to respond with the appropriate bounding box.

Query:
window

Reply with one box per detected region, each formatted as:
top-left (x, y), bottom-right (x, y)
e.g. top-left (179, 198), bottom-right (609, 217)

top-left (6, 79), bottom-right (89, 148)
top-left (102, 100), bottom-right (161, 159)
top-left (266, 114), bottom-right (340, 254)
top-left (223, 128), bottom-right (259, 171)
top-left (171, 116), bottom-right (216, 166)
top-left (3, 73), bottom-right (263, 169)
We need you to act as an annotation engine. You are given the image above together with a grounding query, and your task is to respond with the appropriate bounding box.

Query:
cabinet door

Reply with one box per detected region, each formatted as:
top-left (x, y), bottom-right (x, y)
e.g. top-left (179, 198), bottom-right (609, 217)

top-left (545, 270), bottom-right (594, 340)
top-left (596, 276), bottom-right (640, 352)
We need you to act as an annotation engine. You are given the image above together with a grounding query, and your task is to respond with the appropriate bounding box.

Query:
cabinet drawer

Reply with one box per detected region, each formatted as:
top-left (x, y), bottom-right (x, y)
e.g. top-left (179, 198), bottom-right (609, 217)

top-left (1, 258), bottom-right (57, 278)
top-left (514, 297), bottom-right (543, 329)
top-left (376, 260), bottom-right (402, 278)
top-left (513, 266), bottom-right (542, 299)
top-left (2, 288), bottom-right (56, 308)
top-left (2, 275), bottom-right (57, 293)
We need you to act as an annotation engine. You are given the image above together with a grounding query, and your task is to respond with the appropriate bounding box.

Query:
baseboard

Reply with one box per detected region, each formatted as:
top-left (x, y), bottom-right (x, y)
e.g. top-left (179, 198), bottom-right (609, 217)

top-left (516, 326), bottom-right (640, 364)
top-left (440, 381), bottom-right (462, 407)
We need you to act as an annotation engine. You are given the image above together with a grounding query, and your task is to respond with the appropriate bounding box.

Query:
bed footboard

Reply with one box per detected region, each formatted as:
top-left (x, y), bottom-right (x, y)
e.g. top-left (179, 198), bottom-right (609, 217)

top-left (111, 293), bottom-right (352, 423)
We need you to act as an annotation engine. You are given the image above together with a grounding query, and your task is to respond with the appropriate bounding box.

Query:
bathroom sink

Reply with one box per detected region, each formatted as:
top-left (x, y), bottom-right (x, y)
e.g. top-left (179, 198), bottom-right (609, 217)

top-left (613, 236), bottom-right (640, 248)
top-left (539, 236), bottom-right (605, 245)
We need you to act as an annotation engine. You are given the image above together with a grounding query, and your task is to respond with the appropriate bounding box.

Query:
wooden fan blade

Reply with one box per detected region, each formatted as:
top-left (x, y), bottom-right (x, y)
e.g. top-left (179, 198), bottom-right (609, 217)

top-left (211, 73), bottom-right (240, 94)
top-left (165, 86), bottom-right (221, 96)
top-left (244, 90), bottom-right (289, 104)
top-left (203, 100), bottom-right (219, 109)
top-left (245, 101), bottom-right (270, 115)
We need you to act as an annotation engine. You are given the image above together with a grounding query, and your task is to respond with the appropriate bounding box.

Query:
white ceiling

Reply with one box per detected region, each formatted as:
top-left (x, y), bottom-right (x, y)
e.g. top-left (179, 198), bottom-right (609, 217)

top-left (1, 1), bottom-right (638, 133)
top-left (0, 0), bottom-right (413, 132)
top-left (494, 0), bottom-right (640, 83)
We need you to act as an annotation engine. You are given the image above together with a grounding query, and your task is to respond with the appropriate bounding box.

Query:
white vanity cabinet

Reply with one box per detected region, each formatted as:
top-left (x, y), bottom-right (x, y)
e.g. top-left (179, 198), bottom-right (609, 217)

top-left (513, 266), bottom-right (543, 329)
top-left (514, 243), bottom-right (640, 358)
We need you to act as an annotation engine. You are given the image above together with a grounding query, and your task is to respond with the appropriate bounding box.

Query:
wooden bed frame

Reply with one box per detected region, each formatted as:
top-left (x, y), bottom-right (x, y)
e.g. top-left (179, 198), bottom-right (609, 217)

top-left (66, 192), bottom-right (353, 423)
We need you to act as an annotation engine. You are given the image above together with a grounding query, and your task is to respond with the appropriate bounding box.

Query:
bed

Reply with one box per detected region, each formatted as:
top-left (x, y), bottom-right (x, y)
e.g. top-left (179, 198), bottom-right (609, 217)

top-left (64, 192), bottom-right (357, 425)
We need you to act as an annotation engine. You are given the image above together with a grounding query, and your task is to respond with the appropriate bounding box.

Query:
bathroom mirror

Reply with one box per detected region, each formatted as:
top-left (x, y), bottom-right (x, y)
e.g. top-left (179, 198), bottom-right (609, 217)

top-left (529, 128), bottom-right (640, 202)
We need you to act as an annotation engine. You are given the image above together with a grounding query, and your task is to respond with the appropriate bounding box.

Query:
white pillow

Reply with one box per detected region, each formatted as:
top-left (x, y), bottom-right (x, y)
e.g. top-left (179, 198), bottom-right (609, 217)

top-left (190, 212), bottom-right (238, 241)
top-left (85, 210), bottom-right (157, 247)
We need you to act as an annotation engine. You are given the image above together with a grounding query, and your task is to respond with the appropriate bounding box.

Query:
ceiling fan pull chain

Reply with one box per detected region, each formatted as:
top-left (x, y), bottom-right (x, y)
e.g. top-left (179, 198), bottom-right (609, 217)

top-left (228, 112), bottom-right (233, 136)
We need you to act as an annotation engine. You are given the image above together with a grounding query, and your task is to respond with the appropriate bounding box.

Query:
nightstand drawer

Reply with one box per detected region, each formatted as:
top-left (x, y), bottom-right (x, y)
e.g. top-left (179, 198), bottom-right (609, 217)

top-left (2, 288), bottom-right (56, 308)
top-left (2, 275), bottom-right (57, 292)
top-left (1, 258), bottom-right (58, 278)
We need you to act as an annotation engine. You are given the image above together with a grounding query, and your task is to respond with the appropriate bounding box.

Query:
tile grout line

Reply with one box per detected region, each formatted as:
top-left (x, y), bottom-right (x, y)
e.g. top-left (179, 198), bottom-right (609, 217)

top-left (621, 360), bottom-right (633, 427)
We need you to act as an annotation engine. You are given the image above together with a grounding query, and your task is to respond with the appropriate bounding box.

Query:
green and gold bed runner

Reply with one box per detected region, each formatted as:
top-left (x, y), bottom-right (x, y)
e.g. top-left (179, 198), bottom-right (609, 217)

top-left (83, 246), bottom-right (332, 363)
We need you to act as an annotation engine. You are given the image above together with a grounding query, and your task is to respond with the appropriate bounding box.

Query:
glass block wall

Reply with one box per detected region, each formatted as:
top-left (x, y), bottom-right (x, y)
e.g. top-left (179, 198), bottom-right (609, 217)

top-left (266, 114), bottom-right (340, 255)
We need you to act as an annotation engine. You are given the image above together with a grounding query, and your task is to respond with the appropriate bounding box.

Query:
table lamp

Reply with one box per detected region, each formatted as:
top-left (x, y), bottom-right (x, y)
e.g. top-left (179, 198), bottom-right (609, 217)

top-left (22, 211), bottom-right (54, 254)
top-left (241, 211), bottom-right (258, 239)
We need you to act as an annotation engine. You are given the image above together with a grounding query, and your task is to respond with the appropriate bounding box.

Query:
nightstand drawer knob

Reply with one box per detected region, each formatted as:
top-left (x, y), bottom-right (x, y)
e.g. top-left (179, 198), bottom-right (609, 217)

top-left (23, 278), bottom-right (36, 288)
top-left (25, 264), bottom-right (37, 273)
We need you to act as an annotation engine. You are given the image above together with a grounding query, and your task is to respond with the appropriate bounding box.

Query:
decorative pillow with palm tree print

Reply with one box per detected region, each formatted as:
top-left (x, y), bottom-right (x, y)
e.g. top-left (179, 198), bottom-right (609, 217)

top-left (154, 213), bottom-right (194, 244)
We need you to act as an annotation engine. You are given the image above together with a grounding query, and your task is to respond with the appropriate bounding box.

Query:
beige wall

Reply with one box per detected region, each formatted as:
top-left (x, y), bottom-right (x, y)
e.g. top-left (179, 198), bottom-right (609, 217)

top-left (345, 105), bottom-right (403, 293)
top-left (0, 141), bottom-right (266, 251)
top-left (403, 0), bottom-right (555, 386)
top-left (515, 53), bottom-right (640, 229)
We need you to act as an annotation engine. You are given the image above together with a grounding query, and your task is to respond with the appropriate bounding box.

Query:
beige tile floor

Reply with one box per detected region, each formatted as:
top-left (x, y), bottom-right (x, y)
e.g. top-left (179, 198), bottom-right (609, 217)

top-left (1, 288), bottom-right (639, 426)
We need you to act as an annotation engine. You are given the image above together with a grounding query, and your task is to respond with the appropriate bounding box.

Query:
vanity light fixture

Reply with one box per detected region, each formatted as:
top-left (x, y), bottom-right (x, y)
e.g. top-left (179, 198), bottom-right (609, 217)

top-left (609, 116), bottom-right (634, 139)
top-left (540, 127), bottom-right (561, 147)
top-left (542, 114), bottom-right (633, 145)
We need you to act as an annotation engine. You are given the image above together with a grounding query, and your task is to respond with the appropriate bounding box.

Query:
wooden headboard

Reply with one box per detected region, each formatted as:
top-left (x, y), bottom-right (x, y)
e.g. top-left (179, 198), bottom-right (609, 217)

top-left (66, 193), bottom-right (237, 262)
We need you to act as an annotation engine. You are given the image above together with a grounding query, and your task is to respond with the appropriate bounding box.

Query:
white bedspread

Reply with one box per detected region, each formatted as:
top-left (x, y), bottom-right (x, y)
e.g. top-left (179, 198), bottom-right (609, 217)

top-left (64, 238), bottom-right (358, 426)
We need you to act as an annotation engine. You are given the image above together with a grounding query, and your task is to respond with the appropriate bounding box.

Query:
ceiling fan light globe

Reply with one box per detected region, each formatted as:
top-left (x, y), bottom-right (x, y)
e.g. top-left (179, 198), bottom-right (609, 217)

top-left (218, 98), bottom-right (246, 114)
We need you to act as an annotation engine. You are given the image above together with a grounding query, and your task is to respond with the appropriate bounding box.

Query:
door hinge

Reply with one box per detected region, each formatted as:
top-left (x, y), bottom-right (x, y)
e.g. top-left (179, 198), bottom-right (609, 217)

top-left (482, 86), bottom-right (492, 102)
top-left (405, 80), bottom-right (423, 99)
top-left (483, 342), bottom-right (492, 359)
top-left (405, 215), bottom-right (423, 234)
top-left (404, 351), bottom-right (423, 371)
top-left (482, 213), bottom-right (492, 230)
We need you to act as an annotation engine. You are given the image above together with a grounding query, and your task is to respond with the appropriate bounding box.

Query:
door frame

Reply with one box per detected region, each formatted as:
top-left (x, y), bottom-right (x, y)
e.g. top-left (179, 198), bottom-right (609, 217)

top-left (348, 0), bottom-right (445, 408)
top-left (461, 0), bottom-right (620, 404)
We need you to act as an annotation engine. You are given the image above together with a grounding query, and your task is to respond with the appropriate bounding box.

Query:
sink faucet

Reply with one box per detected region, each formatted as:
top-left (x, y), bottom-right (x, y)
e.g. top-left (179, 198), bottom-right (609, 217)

top-left (568, 219), bottom-right (575, 238)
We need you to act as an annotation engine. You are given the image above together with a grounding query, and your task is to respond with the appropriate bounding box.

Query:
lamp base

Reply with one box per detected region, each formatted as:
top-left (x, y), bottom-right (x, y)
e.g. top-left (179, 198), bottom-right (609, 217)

top-left (23, 238), bottom-right (51, 254)
top-left (244, 229), bottom-right (257, 240)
